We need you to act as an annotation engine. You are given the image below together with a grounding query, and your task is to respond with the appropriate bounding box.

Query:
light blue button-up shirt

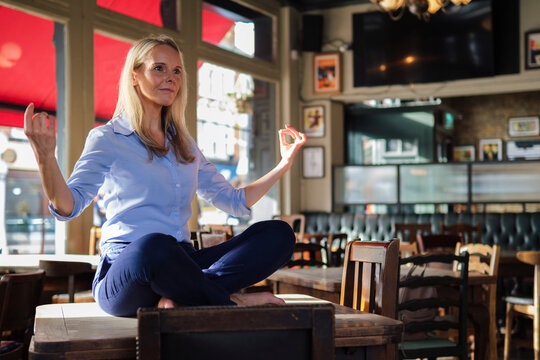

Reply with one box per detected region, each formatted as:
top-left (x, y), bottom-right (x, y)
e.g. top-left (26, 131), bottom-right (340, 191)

top-left (50, 113), bottom-right (250, 259)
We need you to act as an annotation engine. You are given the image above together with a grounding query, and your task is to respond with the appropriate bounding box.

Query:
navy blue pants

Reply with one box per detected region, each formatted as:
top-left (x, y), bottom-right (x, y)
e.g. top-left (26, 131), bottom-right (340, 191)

top-left (93, 220), bottom-right (295, 317)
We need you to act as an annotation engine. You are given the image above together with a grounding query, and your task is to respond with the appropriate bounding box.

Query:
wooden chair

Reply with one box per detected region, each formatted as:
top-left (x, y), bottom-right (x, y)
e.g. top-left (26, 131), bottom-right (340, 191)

top-left (137, 304), bottom-right (335, 360)
top-left (274, 214), bottom-right (305, 242)
top-left (504, 251), bottom-right (540, 360)
top-left (397, 252), bottom-right (469, 360)
top-left (205, 224), bottom-right (234, 241)
top-left (399, 241), bottom-right (419, 258)
top-left (394, 222), bottom-right (431, 245)
top-left (417, 233), bottom-right (462, 255)
top-left (340, 239), bottom-right (399, 360)
top-left (89, 226), bottom-right (102, 255)
top-left (274, 214), bottom-right (327, 268)
top-left (38, 260), bottom-right (93, 303)
top-left (198, 232), bottom-right (228, 248)
top-left (0, 270), bottom-right (45, 360)
top-left (440, 222), bottom-right (482, 244)
top-left (454, 242), bottom-right (500, 360)
top-left (340, 238), bottom-right (399, 319)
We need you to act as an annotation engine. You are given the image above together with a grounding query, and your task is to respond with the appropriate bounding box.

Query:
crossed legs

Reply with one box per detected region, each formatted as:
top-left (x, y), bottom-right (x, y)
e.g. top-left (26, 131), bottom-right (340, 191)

top-left (95, 220), bottom-right (295, 316)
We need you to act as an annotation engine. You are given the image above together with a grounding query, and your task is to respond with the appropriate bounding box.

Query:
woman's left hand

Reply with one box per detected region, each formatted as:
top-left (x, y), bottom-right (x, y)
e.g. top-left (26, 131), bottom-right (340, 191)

top-left (279, 125), bottom-right (306, 167)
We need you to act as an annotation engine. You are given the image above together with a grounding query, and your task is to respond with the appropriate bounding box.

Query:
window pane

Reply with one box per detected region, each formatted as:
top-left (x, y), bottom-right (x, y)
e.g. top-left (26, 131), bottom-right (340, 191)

top-left (400, 164), bottom-right (468, 203)
top-left (472, 162), bottom-right (540, 202)
top-left (94, 33), bottom-right (132, 122)
top-left (202, 1), bottom-right (273, 62)
top-left (333, 166), bottom-right (398, 205)
top-left (197, 61), bottom-right (276, 226)
top-left (97, 0), bottom-right (177, 29)
top-left (0, 6), bottom-right (61, 254)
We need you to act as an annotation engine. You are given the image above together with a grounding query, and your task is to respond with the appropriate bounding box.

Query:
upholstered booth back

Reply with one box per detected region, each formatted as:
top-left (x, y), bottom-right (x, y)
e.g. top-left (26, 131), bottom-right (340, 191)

top-left (303, 212), bottom-right (540, 250)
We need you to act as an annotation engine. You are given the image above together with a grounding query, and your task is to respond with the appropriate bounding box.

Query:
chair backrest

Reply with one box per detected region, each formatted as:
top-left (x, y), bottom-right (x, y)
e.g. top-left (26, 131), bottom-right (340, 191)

top-left (199, 232), bottom-right (228, 248)
top-left (287, 242), bottom-right (328, 268)
top-left (417, 233), bottom-right (462, 254)
top-left (454, 242), bottom-right (500, 276)
top-left (516, 251), bottom-right (540, 317)
top-left (38, 260), bottom-right (92, 303)
top-left (440, 222), bottom-right (482, 244)
top-left (274, 214), bottom-right (306, 242)
top-left (0, 270), bottom-right (45, 345)
top-left (89, 226), bottom-right (102, 255)
top-left (340, 238), bottom-right (399, 318)
top-left (137, 304), bottom-right (335, 360)
top-left (397, 253), bottom-right (469, 360)
top-left (205, 224), bottom-right (234, 240)
top-left (399, 241), bottom-right (419, 258)
top-left (394, 223), bottom-right (431, 244)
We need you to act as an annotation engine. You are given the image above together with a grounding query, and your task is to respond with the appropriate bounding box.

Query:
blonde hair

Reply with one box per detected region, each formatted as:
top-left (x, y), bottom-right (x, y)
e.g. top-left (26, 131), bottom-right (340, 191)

top-left (113, 34), bottom-right (194, 163)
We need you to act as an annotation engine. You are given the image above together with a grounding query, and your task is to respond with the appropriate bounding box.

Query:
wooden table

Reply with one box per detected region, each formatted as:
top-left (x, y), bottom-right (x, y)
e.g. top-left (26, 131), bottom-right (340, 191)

top-left (0, 254), bottom-right (99, 272)
top-left (269, 266), bottom-right (498, 360)
top-left (269, 267), bottom-right (343, 303)
top-left (0, 254), bottom-right (99, 303)
top-left (29, 294), bottom-right (403, 360)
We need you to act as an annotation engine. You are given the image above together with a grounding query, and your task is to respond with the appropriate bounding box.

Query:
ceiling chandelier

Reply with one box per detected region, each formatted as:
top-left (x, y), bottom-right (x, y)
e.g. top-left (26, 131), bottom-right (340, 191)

top-left (370, 0), bottom-right (472, 21)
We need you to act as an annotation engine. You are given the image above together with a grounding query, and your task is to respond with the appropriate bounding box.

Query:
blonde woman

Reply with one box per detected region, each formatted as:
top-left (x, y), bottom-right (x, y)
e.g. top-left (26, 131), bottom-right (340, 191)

top-left (24, 35), bottom-right (306, 317)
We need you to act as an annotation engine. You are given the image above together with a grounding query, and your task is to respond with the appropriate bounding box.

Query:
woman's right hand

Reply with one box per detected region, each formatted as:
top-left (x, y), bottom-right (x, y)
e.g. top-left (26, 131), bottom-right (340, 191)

top-left (24, 103), bottom-right (57, 163)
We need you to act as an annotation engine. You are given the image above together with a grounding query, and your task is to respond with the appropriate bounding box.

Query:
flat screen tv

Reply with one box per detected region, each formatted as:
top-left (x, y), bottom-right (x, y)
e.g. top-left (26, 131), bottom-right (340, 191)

top-left (353, 0), bottom-right (496, 86)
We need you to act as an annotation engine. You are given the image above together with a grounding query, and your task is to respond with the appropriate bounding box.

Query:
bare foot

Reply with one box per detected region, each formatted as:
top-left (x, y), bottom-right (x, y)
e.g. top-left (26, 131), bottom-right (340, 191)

top-left (230, 292), bottom-right (286, 306)
top-left (157, 296), bottom-right (178, 308)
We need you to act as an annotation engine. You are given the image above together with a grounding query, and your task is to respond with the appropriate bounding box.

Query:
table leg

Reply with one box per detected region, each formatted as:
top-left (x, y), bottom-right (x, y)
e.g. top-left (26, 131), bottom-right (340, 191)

top-left (488, 283), bottom-right (497, 360)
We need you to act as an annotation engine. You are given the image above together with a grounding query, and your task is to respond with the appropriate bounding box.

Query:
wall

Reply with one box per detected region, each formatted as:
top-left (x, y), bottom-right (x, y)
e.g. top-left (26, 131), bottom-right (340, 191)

top-left (301, 0), bottom-right (540, 102)
top-left (297, 0), bottom-right (540, 212)
top-left (446, 90), bottom-right (540, 149)
top-left (300, 100), bottom-right (343, 212)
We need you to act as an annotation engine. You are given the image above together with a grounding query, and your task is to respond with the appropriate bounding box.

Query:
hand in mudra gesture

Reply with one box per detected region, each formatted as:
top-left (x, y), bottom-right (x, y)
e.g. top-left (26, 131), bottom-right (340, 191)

top-left (24, 103), bottom-right (57, 162)
top-left (279, 125), bottom-right (306, 166)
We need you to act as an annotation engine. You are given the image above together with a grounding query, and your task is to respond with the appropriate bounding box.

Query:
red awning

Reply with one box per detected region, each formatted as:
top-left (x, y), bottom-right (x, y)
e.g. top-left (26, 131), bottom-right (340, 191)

top-left (0, 3), bottom-right (234, 128)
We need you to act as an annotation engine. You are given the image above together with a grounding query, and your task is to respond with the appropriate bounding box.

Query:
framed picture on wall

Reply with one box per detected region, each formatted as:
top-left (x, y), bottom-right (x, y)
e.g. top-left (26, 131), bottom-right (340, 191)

top-left (525, 30), bottom-right (540, 70)
top-left (313, 53), bottom-right (341, 95)
top-left (453, 145), bottom-right (475, 162)
top-left (302, 146), bottom-right (325, 178)
top-left (303, 105), bottom-right (324, 137)
top-left (479, 139), bottom-right (503, 161)
top-left (508, 116), bottom-right (539, 137)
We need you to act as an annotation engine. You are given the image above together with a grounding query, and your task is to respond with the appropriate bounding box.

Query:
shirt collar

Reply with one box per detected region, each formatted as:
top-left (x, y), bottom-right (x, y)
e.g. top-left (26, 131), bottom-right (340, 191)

top-left (111, 112), bottom-right (134, 136)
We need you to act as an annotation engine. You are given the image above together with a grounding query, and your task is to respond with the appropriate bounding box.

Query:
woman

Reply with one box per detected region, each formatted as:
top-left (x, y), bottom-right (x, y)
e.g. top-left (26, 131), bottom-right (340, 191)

top-left (24, 34), bottom-right (306, 316)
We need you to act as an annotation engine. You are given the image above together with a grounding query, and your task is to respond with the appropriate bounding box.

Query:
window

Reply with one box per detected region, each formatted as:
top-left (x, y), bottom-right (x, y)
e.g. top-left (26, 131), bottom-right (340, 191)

top-left (97, 0), bottom-right (177, 29)
top-left (202, 1), bottom-right (273, 62)
top-left (0, 6), bottom-right (63, 254)
top-left (197, 61), bottom-right (276, 225)
top-left (94, 33), bottom-right (132, 123)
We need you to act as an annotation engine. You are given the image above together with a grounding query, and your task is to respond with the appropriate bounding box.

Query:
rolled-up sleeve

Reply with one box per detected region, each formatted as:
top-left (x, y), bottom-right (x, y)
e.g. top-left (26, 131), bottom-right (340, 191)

top-left (194, 144), bottom-right (250, 218)
top-left (49, 128), bottom-right (113, 221)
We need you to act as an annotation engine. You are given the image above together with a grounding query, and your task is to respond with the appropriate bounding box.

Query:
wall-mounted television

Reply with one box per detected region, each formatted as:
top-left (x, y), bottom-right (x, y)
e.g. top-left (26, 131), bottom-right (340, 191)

top-left (352, 0), bottom-right (519, 86)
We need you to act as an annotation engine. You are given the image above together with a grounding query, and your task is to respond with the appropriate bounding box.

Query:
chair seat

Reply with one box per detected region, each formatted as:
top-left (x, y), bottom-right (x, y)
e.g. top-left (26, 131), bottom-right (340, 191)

top-left (0, 340), bottom-right (23, 355)
top-left (504, 295), bottom-right (534, 306)
top-left (399, 336), bottom-right (458, 351)
top-left (52, 290), bottom-right (95, 304)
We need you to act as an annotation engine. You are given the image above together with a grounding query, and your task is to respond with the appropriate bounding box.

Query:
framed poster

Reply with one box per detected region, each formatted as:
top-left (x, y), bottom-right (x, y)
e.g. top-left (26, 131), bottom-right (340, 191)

top-left (508, 116), bottom-right (539, 137)
top-left (303, 105), bottom-right (324, 137)
top-left (525, 30), bottom-right (540, 70)
top-left (453, 145), bottom-right (475, 162)
top-left (479, 139), bottom-right (503, 161)
top-left (313, 52), bottom-right (341, 95)
top-left (302, 146), bottom-right (324, 178)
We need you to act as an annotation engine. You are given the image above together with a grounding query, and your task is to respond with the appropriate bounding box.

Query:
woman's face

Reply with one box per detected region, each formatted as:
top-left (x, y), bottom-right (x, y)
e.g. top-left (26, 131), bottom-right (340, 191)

top-left (132, 44), bottom-right (182, 111)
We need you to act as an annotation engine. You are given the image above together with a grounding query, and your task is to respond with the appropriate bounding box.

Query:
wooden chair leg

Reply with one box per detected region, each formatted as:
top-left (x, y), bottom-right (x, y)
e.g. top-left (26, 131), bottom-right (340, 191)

top-left (504, 302), bottom-right (514, 360)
